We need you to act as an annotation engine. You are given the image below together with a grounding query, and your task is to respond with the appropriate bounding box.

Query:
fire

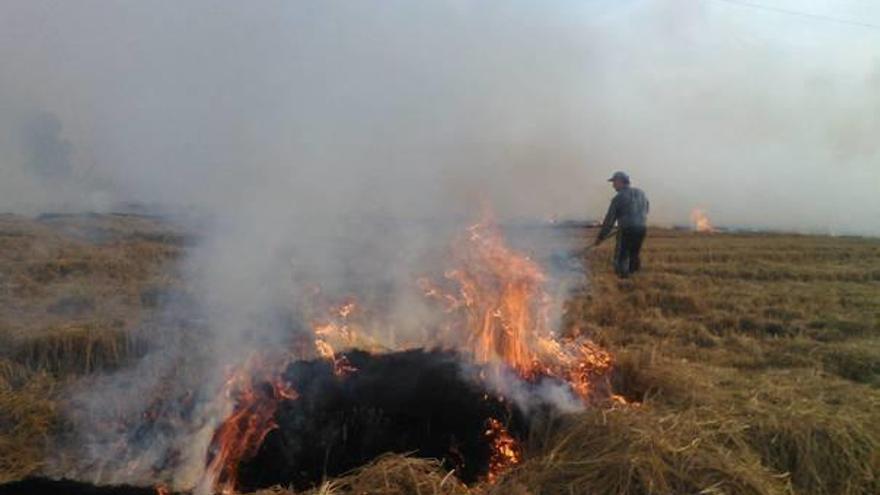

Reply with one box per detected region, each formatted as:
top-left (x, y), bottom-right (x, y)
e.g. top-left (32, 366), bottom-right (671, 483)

top-left (437, 218), bottom-right (548, 371)
top-left (421, 215), bottom-right (613, 399)
top-left (484, 418), bottom-right (521, 483)
top-left (200, 355), bottom-right (299, 495)
top-left (529, 337), bottom-right (612, 400)
top-left (200, 213), bottom-right (615, 492)
top-left (690, 208), bottom-right (717, 233)
top-left (312, 299), bottom-right (363, 376)
top-left (200, 300), bottom-right (366, 493)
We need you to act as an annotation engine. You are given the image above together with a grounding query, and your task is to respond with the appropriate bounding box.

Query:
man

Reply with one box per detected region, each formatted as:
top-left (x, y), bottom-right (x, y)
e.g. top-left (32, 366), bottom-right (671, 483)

top-left (595, 171), bottom-right (649, 278)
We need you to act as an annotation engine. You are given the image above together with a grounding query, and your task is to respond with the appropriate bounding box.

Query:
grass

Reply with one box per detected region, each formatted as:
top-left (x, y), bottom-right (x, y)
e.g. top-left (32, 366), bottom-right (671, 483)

top-left (232, 228), bottom-right (880, 495)
top-left (0, 359), bottom-right (57, 482)
top-left (555, 229), bottom-right (880, 495)
top-left (0, 213), bottom-right (183, 482)
top-left (0, 219), bottom-right (878, 494)
top-left (503, 406), bottom-right (788, 495)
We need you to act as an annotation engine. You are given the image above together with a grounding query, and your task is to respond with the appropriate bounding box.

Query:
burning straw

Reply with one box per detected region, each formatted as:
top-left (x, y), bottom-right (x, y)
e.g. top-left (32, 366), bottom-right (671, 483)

top-left (194, 215), bottom-right (616, 494)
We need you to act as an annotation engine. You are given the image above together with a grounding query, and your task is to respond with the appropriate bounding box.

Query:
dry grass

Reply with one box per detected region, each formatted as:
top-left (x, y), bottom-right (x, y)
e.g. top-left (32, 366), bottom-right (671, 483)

top-left (10, 323), bottom-right (149, 376)
top-left (552, 228), bottom-right (880, 495)
top-left (307, 454), bottom-right (471, 495)
top-left (249, 228), bottom-right (880, 495)
top-left (0, 213), bottom-right (183, 481)
top-left (504, 406), bottom-right (789, 495)
top-left (0, 359), bottom-right (57, 482)
top-left (1, 219), bottom-right (878, 494)
top-left (0, 214), bottom-right (182, 354)
top-left (250, 455), bottom-right (471, 495)
top-left (607, 350), bottom-right (880, 495)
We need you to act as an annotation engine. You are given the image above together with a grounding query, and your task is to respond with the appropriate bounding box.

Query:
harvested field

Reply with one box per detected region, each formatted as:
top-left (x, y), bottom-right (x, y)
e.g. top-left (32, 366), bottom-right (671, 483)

top-left (0, 213), bottom-right (185, 482)
top-left (0, 215), bottom-right (878, 494)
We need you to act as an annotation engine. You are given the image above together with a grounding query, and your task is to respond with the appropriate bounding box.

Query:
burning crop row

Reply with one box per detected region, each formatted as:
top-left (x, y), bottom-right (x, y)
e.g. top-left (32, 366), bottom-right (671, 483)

top-left (419, 218), bottom-right (614, 400)
top-left (191, 215), bottom-right (617, 494)
top-left (20, 215), bottom-right (618, 495)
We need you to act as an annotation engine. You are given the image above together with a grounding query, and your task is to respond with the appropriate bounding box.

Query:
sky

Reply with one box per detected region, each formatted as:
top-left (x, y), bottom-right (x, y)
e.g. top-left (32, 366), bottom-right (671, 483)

top-left (0, 0), bottom-right (878, 234)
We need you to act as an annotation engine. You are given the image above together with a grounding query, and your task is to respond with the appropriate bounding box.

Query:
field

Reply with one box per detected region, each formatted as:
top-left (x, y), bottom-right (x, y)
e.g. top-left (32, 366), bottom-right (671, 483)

top-left (1, 214), bottom-right (878, 494)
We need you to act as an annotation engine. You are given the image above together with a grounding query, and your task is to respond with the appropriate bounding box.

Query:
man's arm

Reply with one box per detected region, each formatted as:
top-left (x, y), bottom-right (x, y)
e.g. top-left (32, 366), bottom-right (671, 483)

top-left (596, 197), bottom-right (618, 243)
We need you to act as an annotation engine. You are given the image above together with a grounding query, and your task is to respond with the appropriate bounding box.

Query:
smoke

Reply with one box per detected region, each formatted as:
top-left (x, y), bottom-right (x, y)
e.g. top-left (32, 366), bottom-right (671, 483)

top-left (480, 363), bottom-right (586, 416)
top-left (21, 111), bottom-right (72, 180)
top-left (0, 0), bottom-right (876, 232)
top-left (3, 0), bottom-right (878, 488)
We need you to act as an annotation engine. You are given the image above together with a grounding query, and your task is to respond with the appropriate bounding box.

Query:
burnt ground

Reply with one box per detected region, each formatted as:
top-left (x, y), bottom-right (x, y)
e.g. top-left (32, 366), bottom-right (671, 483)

top-left (238, 349), bottom-right (535, 491)
top-left (0, 477), bottom-right (171, 495)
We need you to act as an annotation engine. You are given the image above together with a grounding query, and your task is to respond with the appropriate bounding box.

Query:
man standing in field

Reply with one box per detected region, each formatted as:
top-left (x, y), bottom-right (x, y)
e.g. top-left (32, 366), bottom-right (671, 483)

top-left (596, 171), bottom-right (649, 278)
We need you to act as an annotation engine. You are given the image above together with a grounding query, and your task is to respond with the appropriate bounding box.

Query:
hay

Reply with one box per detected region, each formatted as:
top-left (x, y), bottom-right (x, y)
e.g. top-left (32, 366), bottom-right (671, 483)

top-left (0, 359), bottom-right (58, 482)
top-left (502, 406), bottom-right (790, 495)
top-left (10, 324), bottom-right (148, 376)
top-left (739, 373), bottom-right (880, 495)
top-left (250, 454), bottom-right (472, 495)
top-left (597, 347), bottom-right (880, 495)
top-left (610, 348), bottom-right (715, 405)
top-left (311, 454), bottom-right (470, 495)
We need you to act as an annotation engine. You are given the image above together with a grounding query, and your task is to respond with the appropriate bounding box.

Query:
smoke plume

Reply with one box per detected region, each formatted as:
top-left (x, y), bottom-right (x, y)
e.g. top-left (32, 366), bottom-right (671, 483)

top-left (0, 0), bottom-right (877, 232)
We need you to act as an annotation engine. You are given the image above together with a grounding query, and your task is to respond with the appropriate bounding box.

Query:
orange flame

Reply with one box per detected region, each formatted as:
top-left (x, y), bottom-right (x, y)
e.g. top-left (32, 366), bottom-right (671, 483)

top-left (201, 213), bottom-right (615, 492)
top-left (201, 356), bottom-right (299, 495)
top-left (312, 299), bottom-right (362, 376)
top-left (444, 219), bottom-right (548, 371)
top-left (422, 215), bottom-right (613, 400)
top-left (485, 418), bottom-right (521, 483)
top-left (201, 299), bottom-right (364, 493)
top-left (690, 208), bottom-right (717, 233)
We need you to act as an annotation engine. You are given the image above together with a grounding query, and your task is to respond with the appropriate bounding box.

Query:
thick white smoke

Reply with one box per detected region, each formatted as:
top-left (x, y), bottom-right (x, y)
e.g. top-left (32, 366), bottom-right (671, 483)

top-left (0, 0), bottom-right (877, 233)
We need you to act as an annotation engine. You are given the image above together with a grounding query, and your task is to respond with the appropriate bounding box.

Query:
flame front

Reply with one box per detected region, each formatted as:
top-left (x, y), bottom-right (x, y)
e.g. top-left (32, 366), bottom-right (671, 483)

top-left (199, 300), bottom-right (365, 493)
top-left (200, 355), bottom-right (299, 495)
top-left (690, 208), bottom-right (717, 233)
top-left (422, 216), bottom-right (613, 400)
top-left (199, 213), bottom-right (614, 492)
top-left (312, 299), bottom-right (361, 376)
top-left (427, 218), bottom-right (549, 371)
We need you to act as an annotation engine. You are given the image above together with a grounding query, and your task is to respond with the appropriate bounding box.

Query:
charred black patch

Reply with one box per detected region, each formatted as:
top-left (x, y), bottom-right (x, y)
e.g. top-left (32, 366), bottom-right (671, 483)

top-left (0, 477), bottom-right (173, 495)
top-left (237, 349), bottom-right (530, 492)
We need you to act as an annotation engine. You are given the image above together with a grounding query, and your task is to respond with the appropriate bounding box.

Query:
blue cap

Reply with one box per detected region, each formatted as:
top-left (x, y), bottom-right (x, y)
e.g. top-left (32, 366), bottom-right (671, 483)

top-left (608, 171), bottom-right (630, 183)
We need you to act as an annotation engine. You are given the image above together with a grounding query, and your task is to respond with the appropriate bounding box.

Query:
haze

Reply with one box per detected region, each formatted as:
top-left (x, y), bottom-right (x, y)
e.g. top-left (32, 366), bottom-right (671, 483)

top-left (0, 0), bottom-right (878, 235)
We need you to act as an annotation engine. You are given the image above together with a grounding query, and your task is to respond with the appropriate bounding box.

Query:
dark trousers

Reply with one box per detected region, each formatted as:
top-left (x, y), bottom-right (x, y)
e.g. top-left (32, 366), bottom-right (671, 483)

top-left (614, 226), bottom-right (646, 277)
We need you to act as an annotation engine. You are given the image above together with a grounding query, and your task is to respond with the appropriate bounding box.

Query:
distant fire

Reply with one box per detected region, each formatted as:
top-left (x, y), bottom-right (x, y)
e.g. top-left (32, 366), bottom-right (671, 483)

top-left (690, 208), bottom-right (717, 233)
top-left (190, 213), bottom-right (616, 493)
